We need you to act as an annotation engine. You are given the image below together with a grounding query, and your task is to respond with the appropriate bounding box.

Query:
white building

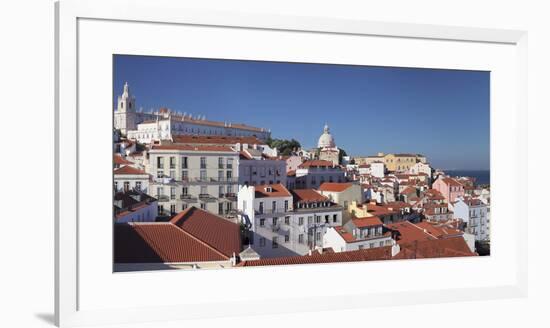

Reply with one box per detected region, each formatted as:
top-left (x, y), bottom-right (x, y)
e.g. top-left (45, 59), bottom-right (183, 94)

top-left (148, 144), bottom-right (240, 219)
top-left (238, 149), bottom-right (287, 187)
top-left (453, 197), bottom-right (489, 241)
top-left (370, 162), bottom-right (385, 178)
top-left (295, 160), bottom-right (345, 189)
top-left (114, 191), bottom-right (158, 223)
top-left (237, 185), bottom-right (343, 258)
top-left (114, 165), bottom-right (151, 194)
top-left (409, 162), bottom-right (433, 180)
top-left (323, 216), bottom-right (395, 252)
top-left (114, 82), bottom-right (271, 141)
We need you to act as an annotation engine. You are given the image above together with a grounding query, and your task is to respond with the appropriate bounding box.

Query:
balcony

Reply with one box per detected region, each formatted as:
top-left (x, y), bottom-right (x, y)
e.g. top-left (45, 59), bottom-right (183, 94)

top-left (224, 192), bottom-right (237, 201)
top-left (180, 194), bottom-right (197, 202)
top-left (156, 195), bottom-right (169, 202)
top-left (255, 207), bottom-right (291, 216)
top-left (199, 194), bottom-right (216, 202)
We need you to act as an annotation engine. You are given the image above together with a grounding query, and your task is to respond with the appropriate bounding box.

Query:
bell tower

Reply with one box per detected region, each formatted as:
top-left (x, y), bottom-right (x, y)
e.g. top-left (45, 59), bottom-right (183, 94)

top-left (114, 82), bottom-right (137, 135)
top-left (117, 82), bottom-right (135, 113)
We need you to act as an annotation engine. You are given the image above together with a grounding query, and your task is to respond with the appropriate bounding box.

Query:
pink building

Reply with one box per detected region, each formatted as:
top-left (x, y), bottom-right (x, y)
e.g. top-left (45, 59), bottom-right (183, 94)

top-left (432, 177), bottom-right (465, 203)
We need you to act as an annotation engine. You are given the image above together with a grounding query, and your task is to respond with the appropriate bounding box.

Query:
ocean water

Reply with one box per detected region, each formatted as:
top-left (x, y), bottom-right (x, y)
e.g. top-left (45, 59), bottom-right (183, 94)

top-left (445, 170), bottom-right (490, 185)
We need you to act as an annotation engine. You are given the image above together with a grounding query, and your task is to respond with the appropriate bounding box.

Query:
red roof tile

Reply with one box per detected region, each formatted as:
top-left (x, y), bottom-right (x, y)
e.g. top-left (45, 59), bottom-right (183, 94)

top-left (318, 182), bottom-right (353, 192)
top-left (298, 160), bottom-right (336, 168)
top-left (170, 207), bottom-right (242, 258)
top-left (114, 154), bottom-right (133, 165)
top-left (291, 189), bottom-right (329, 203)
top-left (393, 238), bottom-right (476, 259)
top-left (254, 184), bottom-right (292, 198)
top-left (114, 223), bottom-right (230, 263)
top-left (237, 247), bottom-right (393, 267)
top-left (352, 216), bottom-right (383, 228)
top-left (114, 165), bottom-right (147, 175)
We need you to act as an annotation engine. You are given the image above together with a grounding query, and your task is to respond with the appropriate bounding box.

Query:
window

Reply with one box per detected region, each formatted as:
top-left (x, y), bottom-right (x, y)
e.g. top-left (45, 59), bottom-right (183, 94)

top-left (200, 185), bottom-right (207, 195)
top-left (272, 217), bottom-right (278, 225)
top-left (315, 216), bottom-right (321, 224)
top-left (169, 157), bottom-right (176, 169)
top-left (379, 241), bottom-right (384, 247)
top-left (259, 238), bottom-right (266, 247)
top-left (259, 218), bottom-right (265, 227)
top-left (284, 200), bottom-right (289, 211)
top-left (285, 235), bottom-right (290, 243)
top-left (284, 216), bottom-right (290, 225)
top-left (298, 217), bottom-right (304, 225)
top-left (123, 181), bottom-right (130, 192)
top-left (218, 170), bottom-right (223, 181)
top-left (218, 157), bottom-right (224, 169)
top-left (226, 170), bottom-right (232, 180)
top-left (156, 186), bottom-right (163, 197)
top-left (358, 245), bottom-right (364, 250)
top-left (170, 187), bottom-right (176, 200)
top-left (182, 203), bottom-right (187, 211)
top-left (170, 204), bottom-right (176, 215)
top-left (181, 157), bottom-right (188, 169)
top-left (218, 203), bottom-right (224, 215)
top-left (272, 201), bottom-right (276, 213)
top-left (219, 185), bottom-right (224, 197)
top-left (315, 232), bottom-right (321, 241)
top-left (259, 202), bottom-right (264, 214)
top-left (182, 187), bottom-right (188, 196)
top-left (344, 201), bottom-right (348, 209)
top-left (156, 170), bottom-right (164, 178)
top-left (369, 243), bottom-right (375, 248)
top-left (200, 203), bottom-right (206, 210)
top-left (200, 170), bottom-right (207, 181)
top-left (169, 170), bottom-right (175, 179)
top-left (333, 214), bottom-right (338, 223)
top-left (325, 215), bottom-right (329, 223)
top-left (200, 157), bottom-right (206, 169)
top-left (308, 216), bottom-right (313, 225)
top-left (135, 181), bottom-right (141, 191)
top-left (227, 158), bottom-right (233, 169)
top-left (157, 157), bottom-right (164, 169)
top-left (181, 170), bottom-right (188, 181)
top-left (227, 185), bottom-right (233, 193)
top-left (298, 234), bottom-right (304, 244)
top-left (272, 237), bottom-right (279, 248)
top-left (114, 181), bottom-right (118, 191)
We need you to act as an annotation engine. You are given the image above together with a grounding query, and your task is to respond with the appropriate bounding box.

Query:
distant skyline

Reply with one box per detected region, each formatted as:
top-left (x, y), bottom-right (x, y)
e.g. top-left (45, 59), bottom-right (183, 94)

top-left (113, 55), bottom-right (490, 170)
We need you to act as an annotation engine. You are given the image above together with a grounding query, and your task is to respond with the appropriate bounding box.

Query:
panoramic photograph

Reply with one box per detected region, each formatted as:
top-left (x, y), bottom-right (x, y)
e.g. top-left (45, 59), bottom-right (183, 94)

top-left (112, 55), bottom-right (490, 272)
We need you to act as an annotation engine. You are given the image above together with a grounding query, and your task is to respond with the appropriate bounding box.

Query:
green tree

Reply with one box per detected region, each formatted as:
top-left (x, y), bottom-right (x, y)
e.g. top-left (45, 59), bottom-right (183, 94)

top-left (267, 138), bottom-right (301, 156)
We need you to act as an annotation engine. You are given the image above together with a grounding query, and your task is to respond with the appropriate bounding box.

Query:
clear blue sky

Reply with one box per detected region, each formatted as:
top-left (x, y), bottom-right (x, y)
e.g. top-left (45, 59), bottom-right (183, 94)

top-left (114, 55), bottom-right (490, 170)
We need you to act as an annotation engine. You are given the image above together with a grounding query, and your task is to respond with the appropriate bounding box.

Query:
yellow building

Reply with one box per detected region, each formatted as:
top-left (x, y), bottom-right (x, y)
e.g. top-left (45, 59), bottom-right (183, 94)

top-left (354, 153), bottom-right (426, 172)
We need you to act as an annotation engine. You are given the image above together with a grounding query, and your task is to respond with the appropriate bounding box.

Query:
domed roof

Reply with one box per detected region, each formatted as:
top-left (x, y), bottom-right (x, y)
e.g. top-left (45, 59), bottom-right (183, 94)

top-left (318, 124), bottom-right (336, 148)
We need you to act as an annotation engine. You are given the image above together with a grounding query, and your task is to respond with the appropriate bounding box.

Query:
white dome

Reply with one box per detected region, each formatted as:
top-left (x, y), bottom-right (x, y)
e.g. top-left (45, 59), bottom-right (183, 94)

top-left (318, 124), bottom-right (336, 148)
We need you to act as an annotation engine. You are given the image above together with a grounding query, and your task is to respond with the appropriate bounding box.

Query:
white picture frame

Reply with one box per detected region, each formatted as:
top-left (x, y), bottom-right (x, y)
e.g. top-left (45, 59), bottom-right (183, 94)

top-left (55, 0), bottom-right (528, 327)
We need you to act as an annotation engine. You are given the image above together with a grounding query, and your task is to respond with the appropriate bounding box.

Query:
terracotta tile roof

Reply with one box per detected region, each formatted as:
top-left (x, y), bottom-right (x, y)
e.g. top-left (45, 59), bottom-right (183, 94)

top-left (287, 170), bottom-right (296, 177)
top-left (114, 223), bottom-right (230, 263)
top-left (151, 144), bottom-right (236, 152)
top-left (401, 186), bottom-right (417, 195)
top-left (237, 247), bottom-right (393, 267)
top-left (318, 182), bottom-right (353, 192)
top-left (298, 160), bottom-right (336, 168)
top-left (415, 221), bottom-right (462, 238)
top-left (170, 207), bottom-right (242, 258)
top-left (171, 135), bottom-right (265, 145)
top-left (442, 177), bottom-right (464, 187)
top-left (386, 221), bottom-right (436, 244)
top-left (358, 164), bottom-right (371, 168)
top-left (254, 184), bottom-right (292, 198)
top-left (366, 203), bottom-right (397, 216)
top-left (114, 165), bottom-right (147, 175)
top-left (291, 189), bottom-right (329, 203)
top-left (114, 154), bottom-right (133, 165)
top-left (239, 151), bottom-right (253, 160)
top-left (393, 238), bottom-right (476, 259)
top-left (352, 216), bottom-right (383, 228)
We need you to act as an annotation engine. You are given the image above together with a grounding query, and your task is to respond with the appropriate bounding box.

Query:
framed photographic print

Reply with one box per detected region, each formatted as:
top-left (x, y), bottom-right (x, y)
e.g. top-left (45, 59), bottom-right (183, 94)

top-left (56, 0), bottom-right (527, 326)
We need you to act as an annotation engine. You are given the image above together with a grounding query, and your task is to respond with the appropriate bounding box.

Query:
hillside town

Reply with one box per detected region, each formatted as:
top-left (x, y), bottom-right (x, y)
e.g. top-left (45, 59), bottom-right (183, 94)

top-left (113, 83), bottom-right (491, 271)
